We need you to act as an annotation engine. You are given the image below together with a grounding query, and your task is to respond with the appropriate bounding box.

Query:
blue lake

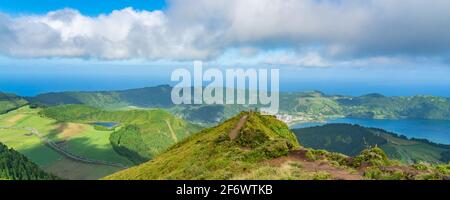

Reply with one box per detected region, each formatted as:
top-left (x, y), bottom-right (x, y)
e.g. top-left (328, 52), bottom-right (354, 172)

top-left (92, 122), bottom-right (119, 128)
top-left (290, 118), bottom-right (450, 145)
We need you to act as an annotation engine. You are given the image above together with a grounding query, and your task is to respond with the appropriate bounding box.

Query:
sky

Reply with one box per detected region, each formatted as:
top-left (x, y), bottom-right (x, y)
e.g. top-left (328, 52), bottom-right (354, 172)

top-left (0, 0), bottom-right (166, 15)
top-left (0, 0), bottom-right (450, 96)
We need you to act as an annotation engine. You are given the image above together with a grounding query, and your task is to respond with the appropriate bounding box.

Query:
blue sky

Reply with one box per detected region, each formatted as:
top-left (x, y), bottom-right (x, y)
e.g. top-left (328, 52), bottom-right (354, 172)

top-left (0, 0), bottom-right (450, 96)
top-left (0, 0), bottom-right (166, 15)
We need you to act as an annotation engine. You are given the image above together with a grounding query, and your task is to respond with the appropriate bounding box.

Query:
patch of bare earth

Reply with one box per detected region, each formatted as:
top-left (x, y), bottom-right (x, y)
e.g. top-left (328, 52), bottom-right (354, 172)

top-left (6, 114), bottom-right (25, 124)
top-left (164, 120), bottom-right (178, 143)
top-left (58, 123), bottom-right (85, 139)
top-left (229, 115), bottom-right (248, 140)
top-left (268, 150), bottom-right (363, 180)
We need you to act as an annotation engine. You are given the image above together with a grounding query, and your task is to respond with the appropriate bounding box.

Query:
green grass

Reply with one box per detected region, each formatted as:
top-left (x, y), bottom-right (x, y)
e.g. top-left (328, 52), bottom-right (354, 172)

top-left (41, 104), bottom-right (202, 163)
top-left (381, 143), bottom-right (445, 163)
top-left (63, 125), bottom-right (133, 165)
top-left (0, 106), bottom-right (132, 179)
top-left (0, 92), bottom-right (28, 114)
top-left (0, 142), bottom-right (58, 180)
top-left (292, 124), bottom-right (450, 164)
top-left (0, 107), bottom-right (62, 167)
top-left (104, 112), bottom-right (300, 180)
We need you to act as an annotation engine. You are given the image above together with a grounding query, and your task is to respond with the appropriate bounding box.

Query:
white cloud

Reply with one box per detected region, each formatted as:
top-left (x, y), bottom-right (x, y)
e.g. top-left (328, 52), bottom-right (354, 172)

top-left (0, 0), bottom-right (449, 65)
top-left (0, 8), bottom-right (220, 60)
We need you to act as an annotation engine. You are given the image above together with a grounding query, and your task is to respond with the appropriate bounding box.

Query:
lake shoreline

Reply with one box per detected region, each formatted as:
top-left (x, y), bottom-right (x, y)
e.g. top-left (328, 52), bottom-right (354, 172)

top-left (290, 118), bottom-right (450, 145)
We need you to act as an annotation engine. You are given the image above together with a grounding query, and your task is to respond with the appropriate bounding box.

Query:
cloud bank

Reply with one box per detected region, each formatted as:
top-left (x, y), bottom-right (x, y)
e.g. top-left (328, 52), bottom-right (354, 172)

top-left (0, 0), bottom-right (449, 66)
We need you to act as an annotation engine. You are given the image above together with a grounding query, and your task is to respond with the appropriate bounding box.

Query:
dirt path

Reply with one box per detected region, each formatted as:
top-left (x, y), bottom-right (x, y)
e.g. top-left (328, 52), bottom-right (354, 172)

top-left (270, 150), bottom-right (363, 180)
top-left (165, 120), bottom-right (178, 143)
top-left (229, 115), bottom-right (248, 140)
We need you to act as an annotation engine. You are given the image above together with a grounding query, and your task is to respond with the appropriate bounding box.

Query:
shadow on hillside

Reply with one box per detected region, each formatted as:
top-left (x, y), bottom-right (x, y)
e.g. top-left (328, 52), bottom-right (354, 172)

top-left (16, 133), bottom-right (135, 179)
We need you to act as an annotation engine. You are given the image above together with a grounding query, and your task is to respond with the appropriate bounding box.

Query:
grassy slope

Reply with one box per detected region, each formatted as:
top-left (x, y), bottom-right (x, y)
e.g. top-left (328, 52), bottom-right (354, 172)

top-left (40, 104), bottom-right (202, 163)
top-left (292, 124), bottom-right (450, 164)
top-left (104, 112), bottom-right (301, 180)
top-left (0, 106), bottom-right (131, 179)
top-left (105, 112), bottom-right (450, 180)
top-left (0, 142), bottom-right (58, 180)
top-left (0, 92), bottom-right (28, 114)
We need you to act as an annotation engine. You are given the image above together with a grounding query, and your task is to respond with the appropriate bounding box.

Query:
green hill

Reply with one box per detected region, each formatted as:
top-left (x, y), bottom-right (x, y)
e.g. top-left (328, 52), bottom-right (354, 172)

top-left (280, 92), bottom-right (450, 121)
top-left (27, 86), bottom-right (450, 125)
top-left (104, 111), bottom-right (300, 180)
top-left (40, 104), bottom-right (202, 164)
top-left (104, 112), bottom-right (450, 180)
top-left (292, 124), bottom-right (450, 164)
top-left (0, 92), bottom-right (28, 114)
top-left (0, 142), bottom-right (58, 180)
top-left (28, 85), bottom-right (174, 109)
top-left (28, 85), bottom-right (239, 124)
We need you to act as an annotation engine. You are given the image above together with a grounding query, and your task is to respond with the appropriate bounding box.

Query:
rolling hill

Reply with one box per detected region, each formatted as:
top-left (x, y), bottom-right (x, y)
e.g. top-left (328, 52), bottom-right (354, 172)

top-left (280, 92), bottom-right (450, 121)
top-left (0, 106), bottom-right (133, 180)
top-left (40, 104), bottom-right (202, 164)
top-left (0, 142), bottom-right (58, 180)
top-left (292, 124), bottom-right (450, 164)
top-left (25, 86), bottom-right (450, 126)
top-left (0, 92), bottom-right (28, 114)
top-left (28, 85), bottom-right (174, 109)
top-left (104, 112), bottom-right (450, 180)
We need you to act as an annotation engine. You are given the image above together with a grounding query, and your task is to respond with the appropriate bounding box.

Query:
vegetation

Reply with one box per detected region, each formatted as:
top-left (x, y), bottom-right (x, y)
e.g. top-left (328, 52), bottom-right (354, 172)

top-left (104, 112), bottom-right (450, 180)
top-left (301, 146), bottom-right (450, 180)
top-left (2, 87), bottom-right (450, 180)
top-left (28, 85), bottom-right (174, 109)
top-left (281, 92), bottom-right (450, 121)
top-left (0, 106), bottom-right (131, 180)
top-left (292, 124), bottom-right (450, 164)
top-left (0, 92), bottom-right (28, 114)
top-left (104, 112), bottom-right (300, 180)
top-left (2, 104), bottom-right (449, 180)
top-left (40, 104), bottom-right (201, 163)
top-left (25, 86), bottom-right (450, 125)
top-left (0, 142), bottom-right (58, 180)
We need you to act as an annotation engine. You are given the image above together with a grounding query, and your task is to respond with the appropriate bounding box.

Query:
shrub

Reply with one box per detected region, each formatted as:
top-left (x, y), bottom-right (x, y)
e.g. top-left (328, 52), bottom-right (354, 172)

top-left (312, 172), bottom-right (331, 180)
top-left (363, 166), bottom-right (406, 180)
top-left (435, 163), bottom-right (450, 175)
top-left (260, 139), bottom-right (291, 158)
top-left (363, 167), bottom-right (383, 179)
top-left (416, 173), bottom-right (440, 180)
top-left (352, 147), bottom-right (388, 168)
top-left (412, 162), bottom-right (430, 171)
top-left (305, 151), bottom-right (317, 161)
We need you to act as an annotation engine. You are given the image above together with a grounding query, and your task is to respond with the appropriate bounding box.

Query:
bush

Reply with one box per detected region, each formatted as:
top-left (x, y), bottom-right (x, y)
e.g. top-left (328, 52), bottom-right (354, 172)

top-left (352, 147), bottom-right (388, 168)
top-left (412, 162), bottom-right (430, 171)
top-left (363, 166), bottom-right (406, 180)
top-left (416, 173), bottom-right (441, 180)
top-left (261, 139), bottom-right (291, 158)
top-left (305, 151), bottom-right (317, 161)
top-left (363, 167), bottom-right (383, 179)
top-left (312, 172), bottom-right (331, 180)
top-left (435, 163), bottom-right (450, 175)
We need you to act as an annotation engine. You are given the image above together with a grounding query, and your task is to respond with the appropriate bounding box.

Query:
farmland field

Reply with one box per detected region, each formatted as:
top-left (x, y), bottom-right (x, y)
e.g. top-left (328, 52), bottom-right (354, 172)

top-left (0, 106), bottom-right (132, 179)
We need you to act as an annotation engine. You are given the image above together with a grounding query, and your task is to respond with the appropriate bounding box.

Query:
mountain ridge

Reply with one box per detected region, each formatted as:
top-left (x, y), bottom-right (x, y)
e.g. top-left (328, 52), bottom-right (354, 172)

top-left (16, 85), bottom-right (450, 124)
top-left (104, 112), bottom-right (450, 180)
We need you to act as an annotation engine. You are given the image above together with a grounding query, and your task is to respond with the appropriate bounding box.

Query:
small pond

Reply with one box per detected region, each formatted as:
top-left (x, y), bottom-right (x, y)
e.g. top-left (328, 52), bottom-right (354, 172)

top-left (92, 122), bottom-right (119, 128)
